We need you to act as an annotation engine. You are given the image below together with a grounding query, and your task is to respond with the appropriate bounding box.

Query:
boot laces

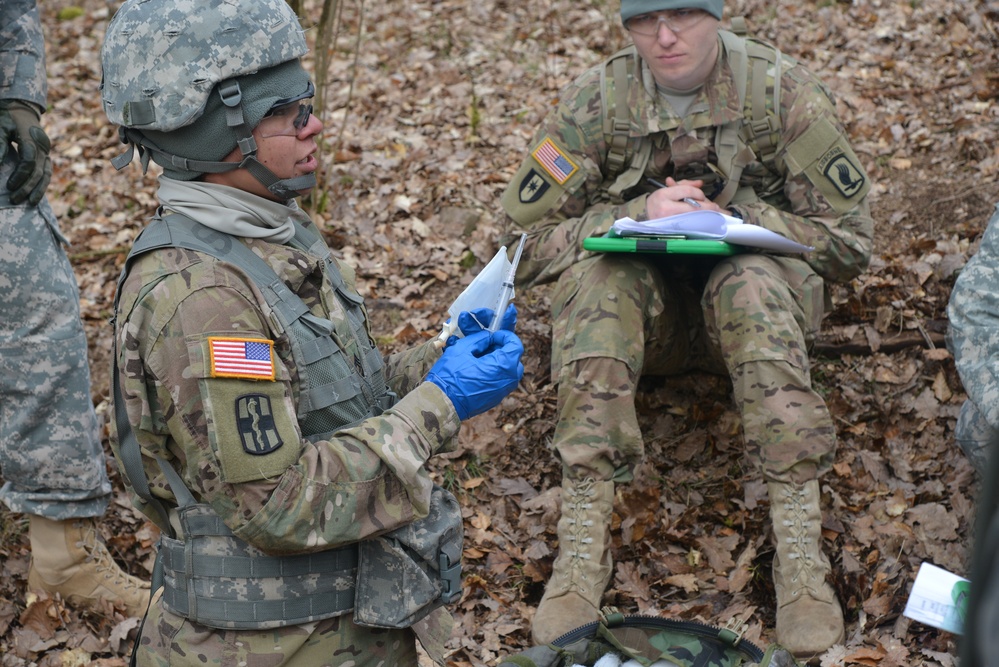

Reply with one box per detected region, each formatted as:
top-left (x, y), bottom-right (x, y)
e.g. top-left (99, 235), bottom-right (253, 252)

top-left (74, 520), bottom-right (144, 590)
top-left (562, 479), bottom-right (598, 575)
top-left (778, 487), bottom-right (820, 590)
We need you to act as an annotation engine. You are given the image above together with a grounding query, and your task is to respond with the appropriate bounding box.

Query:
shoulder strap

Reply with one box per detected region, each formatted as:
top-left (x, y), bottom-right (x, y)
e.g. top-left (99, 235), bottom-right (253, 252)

top-left (601, 45), bottom-right (638, 181)
top-left (600, 46), bottom-right (654, 204)
top-left (719, 26), bottom-right (784, 167)
top-left (742, 37), bottom-right (783, 166)
top-left (111, 229), bottom-right (176, 535)
top-left (713, 29), bottom-right (784, 207)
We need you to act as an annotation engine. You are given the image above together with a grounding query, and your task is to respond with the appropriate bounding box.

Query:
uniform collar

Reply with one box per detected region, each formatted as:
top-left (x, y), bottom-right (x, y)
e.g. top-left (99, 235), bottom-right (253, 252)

top-left (636, 34), bottom-right (745, 130)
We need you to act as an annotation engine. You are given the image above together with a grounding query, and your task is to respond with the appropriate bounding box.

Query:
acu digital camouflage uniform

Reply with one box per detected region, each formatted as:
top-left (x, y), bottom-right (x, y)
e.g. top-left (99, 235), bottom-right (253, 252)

top-left (0, 0), bottom-right (110, 520)
top-left (947, 203), bottom-right (999, 474)
top-left (1, 0), bottom-right (149, 619)
top-left (500, 17), bottom-right (873, 656)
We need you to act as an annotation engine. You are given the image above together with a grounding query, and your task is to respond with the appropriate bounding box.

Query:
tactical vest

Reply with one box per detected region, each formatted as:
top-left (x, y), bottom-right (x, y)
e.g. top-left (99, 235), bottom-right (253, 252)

top-left (111, 214), bottom-right (398, 629)
top-left (600, 19), bottom-right (787, 208)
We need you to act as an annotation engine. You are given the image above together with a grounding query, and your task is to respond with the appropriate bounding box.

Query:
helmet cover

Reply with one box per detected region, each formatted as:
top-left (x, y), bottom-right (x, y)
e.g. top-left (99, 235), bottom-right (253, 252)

top-left (101, 0), bottom-right (308, 132)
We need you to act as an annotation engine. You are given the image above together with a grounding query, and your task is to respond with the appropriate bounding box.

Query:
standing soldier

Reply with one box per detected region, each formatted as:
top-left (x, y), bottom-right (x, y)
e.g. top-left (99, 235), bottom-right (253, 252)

top-left (0, 0), bottom-right (150, 616)
top-left (947, 203), bottom-right (999, 475)
top-left (499, 0), bottom-right (873, 660)
top-left (99, 0), bottom-right (523, 665)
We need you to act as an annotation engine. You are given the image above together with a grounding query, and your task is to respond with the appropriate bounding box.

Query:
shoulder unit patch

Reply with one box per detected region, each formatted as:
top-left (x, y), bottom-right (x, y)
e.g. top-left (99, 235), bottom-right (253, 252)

top-left (236, 394), bottom-right (284, 455)
top-left (819, 147), bottom-right (865, 199)
top-left (518, 168), bottom-right (552, 204)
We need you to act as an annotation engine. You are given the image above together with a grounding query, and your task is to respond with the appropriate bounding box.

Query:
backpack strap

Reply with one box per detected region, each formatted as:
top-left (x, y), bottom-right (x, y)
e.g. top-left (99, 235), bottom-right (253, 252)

top-left (743, 37), bottom-right (783, 167)
top-left (713, 29), bottom-right (784, 207)
top-left (601, 48), bottom-right (633, 180)
top-left (601, 46), bottom-right (654, 204)
top-left (726, 15), bottom-right (783, 165)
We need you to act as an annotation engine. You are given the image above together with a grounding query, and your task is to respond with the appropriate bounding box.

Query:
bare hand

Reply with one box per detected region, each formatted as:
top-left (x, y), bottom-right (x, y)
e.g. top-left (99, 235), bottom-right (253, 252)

top-left (646, 177), bottom-right (722, 219)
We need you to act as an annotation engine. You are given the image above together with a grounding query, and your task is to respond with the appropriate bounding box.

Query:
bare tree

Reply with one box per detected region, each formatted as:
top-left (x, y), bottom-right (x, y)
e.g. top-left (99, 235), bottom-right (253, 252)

top-left (289, 0), bottom-right (365, 214)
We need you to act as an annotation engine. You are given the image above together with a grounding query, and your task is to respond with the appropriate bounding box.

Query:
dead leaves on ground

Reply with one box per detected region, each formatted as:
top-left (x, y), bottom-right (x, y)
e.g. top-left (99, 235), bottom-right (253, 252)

top-left (0, 0), bottom-right (997, 665)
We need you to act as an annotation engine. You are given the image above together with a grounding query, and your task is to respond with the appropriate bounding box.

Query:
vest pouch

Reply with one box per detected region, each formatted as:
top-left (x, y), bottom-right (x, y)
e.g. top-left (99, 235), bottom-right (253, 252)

top-left (159, 503), bottom-right (358, 629)
top-left (354, 485), bottom-right (463, 629)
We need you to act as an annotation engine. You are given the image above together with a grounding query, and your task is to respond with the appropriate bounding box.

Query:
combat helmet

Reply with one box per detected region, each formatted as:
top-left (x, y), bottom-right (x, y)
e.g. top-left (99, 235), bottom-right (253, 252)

top-left (100, 0), bottom-right (316, 200)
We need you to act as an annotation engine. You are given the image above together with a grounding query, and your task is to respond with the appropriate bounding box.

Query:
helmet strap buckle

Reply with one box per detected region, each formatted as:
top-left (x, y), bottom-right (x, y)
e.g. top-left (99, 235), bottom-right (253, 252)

top-left (217, 80), bottom-right (243, 108)
top-left (237, 136), bottom-right (258, 159)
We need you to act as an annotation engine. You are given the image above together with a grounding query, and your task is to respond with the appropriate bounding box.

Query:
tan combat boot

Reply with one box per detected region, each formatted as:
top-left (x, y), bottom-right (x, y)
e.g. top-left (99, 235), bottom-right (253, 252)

top-left (768, 479), bottom-right (845, 662)
top-left (27, 515), bottom-right (151, 617)
top-left (532, 477), bottom-right (614, 645)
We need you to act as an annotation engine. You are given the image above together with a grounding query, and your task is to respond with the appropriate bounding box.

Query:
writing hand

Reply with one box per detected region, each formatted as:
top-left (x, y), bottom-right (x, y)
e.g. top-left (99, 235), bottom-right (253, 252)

top-left (645, 177), bottom-right (721, 218)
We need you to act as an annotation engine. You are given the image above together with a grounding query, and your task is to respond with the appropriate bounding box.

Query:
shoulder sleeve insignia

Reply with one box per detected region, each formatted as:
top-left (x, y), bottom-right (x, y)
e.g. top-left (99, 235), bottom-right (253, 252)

top-left (518, 168), bottom-right (552, 204)
top-left (208, 337), bottom-right (275, 381)
top-left (236, 394), bottom-right (284, 455)
top-left (532, 137), bottom-right (579, 184)
top-left (819, 148), bottom-right (866, 199)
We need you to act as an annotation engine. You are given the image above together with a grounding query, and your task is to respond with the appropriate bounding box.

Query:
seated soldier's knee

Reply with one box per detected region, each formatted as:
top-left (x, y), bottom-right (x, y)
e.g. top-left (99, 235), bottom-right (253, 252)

top-left (554, 256), bottom-right (661, 320)
top-left (706, 254), bottom-right (784, 293)
top-left (551, 256), bottom-right (664, 370)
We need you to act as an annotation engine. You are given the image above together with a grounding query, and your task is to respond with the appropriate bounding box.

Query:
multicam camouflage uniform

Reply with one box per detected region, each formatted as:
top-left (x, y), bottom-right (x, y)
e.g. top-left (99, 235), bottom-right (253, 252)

top-left (0, 0), bottom-right (111, 519)
top-left (501, 32), bottom-right (874, 485)
top-left (947, 203), bottom-right (999, 474)
top-left (98, 0), bottom-right (509, 660)
top-left (113, 182), bottom-right (459, 666)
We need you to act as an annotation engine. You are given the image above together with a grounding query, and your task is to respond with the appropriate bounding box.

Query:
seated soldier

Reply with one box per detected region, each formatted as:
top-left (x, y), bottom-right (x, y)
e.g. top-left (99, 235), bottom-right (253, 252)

top-left (499, 0), bottom-right (874, 660)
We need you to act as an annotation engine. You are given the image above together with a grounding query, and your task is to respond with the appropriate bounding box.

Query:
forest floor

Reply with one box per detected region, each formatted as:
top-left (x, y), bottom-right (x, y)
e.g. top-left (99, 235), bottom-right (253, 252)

top-left (1, 1), bottom-right (998, 666)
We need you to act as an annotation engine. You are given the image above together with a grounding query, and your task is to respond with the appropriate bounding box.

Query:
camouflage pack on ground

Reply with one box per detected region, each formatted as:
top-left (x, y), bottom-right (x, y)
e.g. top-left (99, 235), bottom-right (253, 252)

top-left (499, 610), bottom-right (801, 667)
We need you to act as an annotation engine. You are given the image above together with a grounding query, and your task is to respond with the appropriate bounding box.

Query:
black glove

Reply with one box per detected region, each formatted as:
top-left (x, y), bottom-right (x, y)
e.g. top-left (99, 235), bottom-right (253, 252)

top-left (0, 100), bottom-right (52, 206)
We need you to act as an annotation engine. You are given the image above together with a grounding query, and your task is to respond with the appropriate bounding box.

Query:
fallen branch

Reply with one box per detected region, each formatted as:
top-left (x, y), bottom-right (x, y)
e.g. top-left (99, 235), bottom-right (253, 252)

top-left (68, 246), bottom-right (129, 262)
top-left (814, 319), bottom-right (949, 357)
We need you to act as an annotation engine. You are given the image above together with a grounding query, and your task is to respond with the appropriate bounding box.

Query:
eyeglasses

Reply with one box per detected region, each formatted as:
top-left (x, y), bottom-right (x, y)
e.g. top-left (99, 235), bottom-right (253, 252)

top-left (257, 100), bottom-right (314, 138)
top-left (625, 9), bottom-right (710, 36)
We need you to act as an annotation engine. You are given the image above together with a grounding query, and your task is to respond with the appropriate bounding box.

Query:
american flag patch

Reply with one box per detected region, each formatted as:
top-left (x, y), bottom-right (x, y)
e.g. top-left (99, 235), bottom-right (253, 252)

top-left (532, 137), bottom-right (578, 184)
top-left (208, 337), bottom-right (275, 381)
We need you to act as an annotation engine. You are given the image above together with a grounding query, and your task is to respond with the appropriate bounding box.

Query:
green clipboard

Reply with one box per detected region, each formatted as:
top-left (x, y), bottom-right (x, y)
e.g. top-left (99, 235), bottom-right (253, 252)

top-left (583, 233), bottom-right (741, 256)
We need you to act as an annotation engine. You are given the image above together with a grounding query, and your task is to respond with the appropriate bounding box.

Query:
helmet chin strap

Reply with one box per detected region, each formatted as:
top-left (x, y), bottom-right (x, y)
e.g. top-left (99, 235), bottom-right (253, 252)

top-left (112, 79), bottom-right (316, 201)
top-left (217, 79), bottom-right (316, 201)
top-left (239, 156), bottom-right (317, 200)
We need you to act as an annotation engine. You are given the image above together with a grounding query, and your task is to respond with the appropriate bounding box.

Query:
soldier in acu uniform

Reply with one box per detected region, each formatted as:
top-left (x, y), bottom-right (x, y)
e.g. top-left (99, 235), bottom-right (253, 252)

top-left (0, 0), bottom-right (150, 616)
top-left (947, 203), bottom-right (999, 475)
top-left (99, 0), bottom-right (524, 665)
top-left (499, 0), bottom-right (873, 660)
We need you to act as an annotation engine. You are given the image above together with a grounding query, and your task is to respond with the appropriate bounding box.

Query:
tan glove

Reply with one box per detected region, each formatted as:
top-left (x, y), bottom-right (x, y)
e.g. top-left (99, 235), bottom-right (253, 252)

top-left (0, 100), bottom-right (52, 206)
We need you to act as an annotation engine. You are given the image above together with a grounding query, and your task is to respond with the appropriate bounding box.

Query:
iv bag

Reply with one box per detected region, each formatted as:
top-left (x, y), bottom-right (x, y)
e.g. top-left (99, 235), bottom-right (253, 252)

top-left (437, 246), bottom-right (512, 344)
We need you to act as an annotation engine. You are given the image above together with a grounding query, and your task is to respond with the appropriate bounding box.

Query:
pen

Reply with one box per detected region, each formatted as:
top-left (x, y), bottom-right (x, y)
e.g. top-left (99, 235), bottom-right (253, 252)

top-left (646, 177), bottom-right (701, 209)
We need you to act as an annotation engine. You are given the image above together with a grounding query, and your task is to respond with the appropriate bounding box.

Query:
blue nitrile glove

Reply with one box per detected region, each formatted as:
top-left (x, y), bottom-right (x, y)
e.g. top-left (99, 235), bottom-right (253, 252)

top-left (428, 328), bottom-right (524, 420)
top-left (446, 304), bottom-right (518, 347)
